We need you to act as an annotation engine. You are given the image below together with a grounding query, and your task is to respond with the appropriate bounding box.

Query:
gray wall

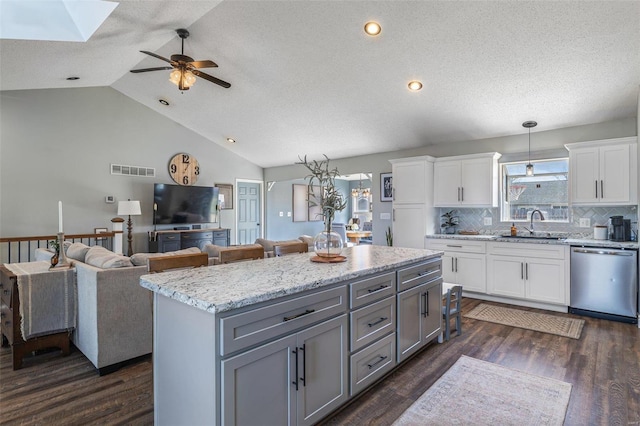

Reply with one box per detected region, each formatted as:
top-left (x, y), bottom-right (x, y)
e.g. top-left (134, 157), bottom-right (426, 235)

top-left (0, 87), bottom-right (262, 252)
top-left (265, 117), bottom-right (637, 245)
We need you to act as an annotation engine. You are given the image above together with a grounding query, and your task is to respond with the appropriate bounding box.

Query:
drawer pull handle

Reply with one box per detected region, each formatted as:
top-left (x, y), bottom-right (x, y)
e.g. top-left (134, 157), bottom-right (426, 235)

top-left (367, 317), bottom-right (388, 327)
top-left (446, 245), bottom-right (463, 248)
top-left (367, 355), bottom-right (388, 369)
top-left (367, 285), bottom-right (389, 294)
top-left (292, 348), bottom-right (299, 390)
top-left (283, 309), bottom-right (315, 322)
top-left (417, 271), bottom-right (431, 277)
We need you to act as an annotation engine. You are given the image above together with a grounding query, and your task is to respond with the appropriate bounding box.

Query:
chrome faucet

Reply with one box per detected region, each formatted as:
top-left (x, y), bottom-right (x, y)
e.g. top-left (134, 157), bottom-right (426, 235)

top-left (526, 209), bottom-right (545, 235)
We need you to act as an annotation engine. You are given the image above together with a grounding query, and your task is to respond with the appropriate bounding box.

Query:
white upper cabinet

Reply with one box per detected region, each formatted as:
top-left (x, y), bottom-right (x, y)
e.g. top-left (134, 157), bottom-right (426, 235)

top-left (566, 137), bottom-right (637, 205)
top-left (389, 156), bottom-right (436, 248)
top-left (433, 152), bottom-right (501, 207)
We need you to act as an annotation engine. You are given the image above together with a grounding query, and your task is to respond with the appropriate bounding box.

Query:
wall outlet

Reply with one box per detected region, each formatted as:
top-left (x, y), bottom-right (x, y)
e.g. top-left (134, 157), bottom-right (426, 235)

top-left (380, 212), bottom-right (391, 220)
top-left (483, 217), bottom-right (492, 226)
top-left (279, 211), bottom-right (283, 217)
top-left (287, 212), bottom-right (291, 217)
top-left (579, 218), bottom-right (591, 228)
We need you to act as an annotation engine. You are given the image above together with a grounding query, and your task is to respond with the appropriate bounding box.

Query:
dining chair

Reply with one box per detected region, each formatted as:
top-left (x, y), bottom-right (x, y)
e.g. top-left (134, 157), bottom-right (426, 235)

top-left (219, 245), bottom-right (265, 264)
top-left (331, 223), bottom-right (354, 247)
top-left (442, 283), bottom-right (462, 341)
top-left (274, 242), bottom-right (309, 256)
top-left (147, 252), bottom-right (209, 273)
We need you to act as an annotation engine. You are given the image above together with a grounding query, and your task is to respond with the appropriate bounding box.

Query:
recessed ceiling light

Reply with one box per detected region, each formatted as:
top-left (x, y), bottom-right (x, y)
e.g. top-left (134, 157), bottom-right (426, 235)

top-left (364, 21), bottom-right (381, 36)
top-left (408, 80), bottom-right (423, 91)
top-left (226, 138), bottom-right (236, 144)
top-left (159, 99), bottom-right (169, 106)
top-left (66, 76), bottom-right (80, 81)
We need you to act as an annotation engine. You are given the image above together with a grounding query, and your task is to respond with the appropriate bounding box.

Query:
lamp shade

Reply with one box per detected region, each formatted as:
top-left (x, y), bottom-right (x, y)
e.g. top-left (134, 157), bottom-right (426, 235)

top-left (117, 200), bottom-right (141, 216)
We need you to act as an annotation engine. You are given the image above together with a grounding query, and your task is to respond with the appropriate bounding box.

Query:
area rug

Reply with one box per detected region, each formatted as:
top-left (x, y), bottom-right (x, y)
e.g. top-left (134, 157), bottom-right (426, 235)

top-left (392, 355), bottom-right (572, 426)
top-left (464, 303), bottom-right (585, 339)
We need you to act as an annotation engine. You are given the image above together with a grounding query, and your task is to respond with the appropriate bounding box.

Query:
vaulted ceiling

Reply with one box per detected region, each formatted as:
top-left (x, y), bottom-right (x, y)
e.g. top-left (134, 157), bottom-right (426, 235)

top-left (2, 1), bottom-right (639, 167)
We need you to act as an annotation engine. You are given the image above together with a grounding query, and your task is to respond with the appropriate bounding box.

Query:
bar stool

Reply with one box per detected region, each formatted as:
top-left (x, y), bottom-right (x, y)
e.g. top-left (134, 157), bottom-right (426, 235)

top-left (442, 283), bottom-right (462, 341)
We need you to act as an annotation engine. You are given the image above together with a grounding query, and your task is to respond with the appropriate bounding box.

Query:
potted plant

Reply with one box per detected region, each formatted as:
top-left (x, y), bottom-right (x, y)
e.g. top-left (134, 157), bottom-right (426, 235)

top-left (297, 155), bottom-right (347, 258)
top-left (441, 210), bottom-right (459, 234)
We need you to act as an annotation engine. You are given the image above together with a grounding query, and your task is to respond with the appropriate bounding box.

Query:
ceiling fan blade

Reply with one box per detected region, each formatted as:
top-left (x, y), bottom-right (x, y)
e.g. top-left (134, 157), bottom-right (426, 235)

top-left (192, 69), bottom-right (231, 88)
top-left (140, 50), bottom-right (173, 64)
top-left (189, 60), bottom-right (218, 69)
top-left (130, 67), bottom-right (173, 73)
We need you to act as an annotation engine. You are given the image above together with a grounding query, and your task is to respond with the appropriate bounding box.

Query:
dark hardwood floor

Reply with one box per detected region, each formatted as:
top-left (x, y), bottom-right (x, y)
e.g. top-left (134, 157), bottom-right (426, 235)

top-left (1, 298), bottom-right (638, 425)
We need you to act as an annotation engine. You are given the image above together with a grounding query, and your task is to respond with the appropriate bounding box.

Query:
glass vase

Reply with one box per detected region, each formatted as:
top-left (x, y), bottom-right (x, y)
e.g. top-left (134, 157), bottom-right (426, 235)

top-left (313, 230), bottom-right (344, 258)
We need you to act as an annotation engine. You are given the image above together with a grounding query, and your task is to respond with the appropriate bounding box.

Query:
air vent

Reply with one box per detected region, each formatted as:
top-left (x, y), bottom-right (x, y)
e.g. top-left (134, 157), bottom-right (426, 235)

top-left (111, 164), bottom-right (156, 177)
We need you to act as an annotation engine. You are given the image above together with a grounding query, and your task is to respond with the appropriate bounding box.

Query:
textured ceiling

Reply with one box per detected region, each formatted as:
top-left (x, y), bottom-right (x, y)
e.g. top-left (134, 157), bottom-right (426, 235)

top-left (2, 1), bottom-right (639, 168)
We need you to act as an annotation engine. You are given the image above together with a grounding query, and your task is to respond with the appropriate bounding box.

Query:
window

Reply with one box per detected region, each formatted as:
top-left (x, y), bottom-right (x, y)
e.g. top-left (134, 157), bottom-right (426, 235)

top-left (501, 159), bottom-right (569, 222)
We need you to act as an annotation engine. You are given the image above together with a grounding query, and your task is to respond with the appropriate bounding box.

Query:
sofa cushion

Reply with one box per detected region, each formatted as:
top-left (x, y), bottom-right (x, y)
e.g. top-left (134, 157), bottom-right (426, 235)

top-left (129, 246), bottom-right (201, 266)
top-left (67, 242), bottom-right (91, 261)
top-left (298, 235), bottom-right (314, 247)
top-left (84, 246), bottom-right (133, 268)
top-left (202, 244), bottom-right (224, 258)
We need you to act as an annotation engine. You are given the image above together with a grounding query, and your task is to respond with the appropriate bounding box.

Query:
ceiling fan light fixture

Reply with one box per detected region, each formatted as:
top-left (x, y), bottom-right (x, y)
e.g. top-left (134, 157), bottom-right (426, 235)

top-left (408, 80), bottom-right (423, 91)
top-left (169, 68), bottom-right (196, 89)
top-left (364, 21), bottom-right (381, 36)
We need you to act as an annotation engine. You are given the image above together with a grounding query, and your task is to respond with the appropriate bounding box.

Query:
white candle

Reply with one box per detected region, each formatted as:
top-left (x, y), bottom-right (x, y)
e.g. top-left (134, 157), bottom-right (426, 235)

top-left (58, 201), bottom-right (63, 233)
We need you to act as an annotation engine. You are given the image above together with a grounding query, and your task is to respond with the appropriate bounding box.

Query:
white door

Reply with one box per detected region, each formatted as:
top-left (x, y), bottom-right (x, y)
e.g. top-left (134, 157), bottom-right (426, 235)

top-left (460, 158), bottom-right (492, 206)
top-left (392, 205), bottom-right (426, 249)
top-left (599, 144), bottom-right (630, 203)
top-left (434, 161), bottom-right (461, 206)
top-left (570, 147), bottom-right (599, 203)
top-left (237, 181), bottom-right (262, 245)
top-left (487, 255), bottom-right (525, 298)
top-left (525, 258), bottom-right (566, 304)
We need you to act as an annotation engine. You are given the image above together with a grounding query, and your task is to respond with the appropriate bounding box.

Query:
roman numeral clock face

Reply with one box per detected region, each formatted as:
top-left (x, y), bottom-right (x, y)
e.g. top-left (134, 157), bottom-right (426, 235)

top-left (169, 153), bottom-right (200, 186)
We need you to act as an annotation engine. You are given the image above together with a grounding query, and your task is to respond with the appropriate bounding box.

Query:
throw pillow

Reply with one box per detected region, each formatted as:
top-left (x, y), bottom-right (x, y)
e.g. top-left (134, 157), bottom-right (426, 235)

top-left (298, 235), bottom-right (314, 247)
top-left (85, 246), bottom-right (133, 268)
top-left (66, 242), bottom-right (91, 261)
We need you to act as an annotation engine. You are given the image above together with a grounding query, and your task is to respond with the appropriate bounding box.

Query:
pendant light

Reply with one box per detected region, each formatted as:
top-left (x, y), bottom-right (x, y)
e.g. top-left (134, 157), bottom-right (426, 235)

top-left (523, 120), bottom-right (537, 176)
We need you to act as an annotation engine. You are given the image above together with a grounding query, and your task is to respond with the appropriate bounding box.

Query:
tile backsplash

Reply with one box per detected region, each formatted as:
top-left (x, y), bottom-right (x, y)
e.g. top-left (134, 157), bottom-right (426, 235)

top-left (437, 206), bottom-right (638, 238)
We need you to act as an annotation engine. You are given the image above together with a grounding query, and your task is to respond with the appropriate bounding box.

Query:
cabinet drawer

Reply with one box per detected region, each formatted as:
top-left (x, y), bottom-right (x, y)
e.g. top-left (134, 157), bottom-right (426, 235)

top-left (350, 332), bottom-right (395, 396)
top-left (350, 296), bottom-right (395, 352)
top-left (220, 286), bottom-right (347, 356)
top-left (158, 234), bottom-right (180, 243)
top-left (397, 258), bottom-right (441, 292)
top-left (426, 239), bottom-right (487, 254)
top-left (349, 272), bottom-right (395, 309)
top-left (182, 231), bottom-right (213, 241)
top-left (488, 242), bottom-right (566, 259)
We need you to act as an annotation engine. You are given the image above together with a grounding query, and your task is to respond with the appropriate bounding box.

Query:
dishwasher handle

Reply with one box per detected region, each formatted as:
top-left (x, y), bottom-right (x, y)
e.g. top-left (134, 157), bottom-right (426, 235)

top-left (572, 248), bottom-right (636, 256)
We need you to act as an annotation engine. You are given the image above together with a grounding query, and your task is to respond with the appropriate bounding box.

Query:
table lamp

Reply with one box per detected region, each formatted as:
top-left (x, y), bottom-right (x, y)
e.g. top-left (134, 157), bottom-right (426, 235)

top-left (117, 199), bottom-right (141, 256)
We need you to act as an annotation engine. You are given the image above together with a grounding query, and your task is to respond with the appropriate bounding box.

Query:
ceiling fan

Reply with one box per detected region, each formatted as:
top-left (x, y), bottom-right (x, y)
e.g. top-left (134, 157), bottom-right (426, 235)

top-left (130, 28), bottom-right (231, 91)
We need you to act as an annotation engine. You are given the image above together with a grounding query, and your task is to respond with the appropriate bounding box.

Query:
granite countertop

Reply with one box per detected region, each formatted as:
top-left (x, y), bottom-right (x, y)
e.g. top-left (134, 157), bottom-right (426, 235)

top-left (426, 234), bottom-right (639, 249)
top-left (139, 245), bottom-right (443, 314)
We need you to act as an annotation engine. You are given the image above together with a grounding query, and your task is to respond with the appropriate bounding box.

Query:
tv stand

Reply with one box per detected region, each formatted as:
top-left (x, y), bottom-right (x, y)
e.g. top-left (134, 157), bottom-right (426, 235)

top-left (148, 228), bottom-right (230, 253)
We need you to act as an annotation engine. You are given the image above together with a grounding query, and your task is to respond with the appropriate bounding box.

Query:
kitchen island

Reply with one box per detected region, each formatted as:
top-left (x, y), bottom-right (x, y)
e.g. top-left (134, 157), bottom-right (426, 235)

top-left (140, 244), bottom-right (443, 426)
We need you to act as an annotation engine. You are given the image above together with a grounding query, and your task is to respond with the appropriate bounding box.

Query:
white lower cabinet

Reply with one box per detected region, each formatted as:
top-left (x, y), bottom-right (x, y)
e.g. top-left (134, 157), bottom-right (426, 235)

top-left (426, 239), bottom-right (487, 293)
top-left (487, 243), bottom-right (567, 305)
top-left (222, 314), bottom-right (348, 426)
top-left (397, 279), bottom-right (441, 363)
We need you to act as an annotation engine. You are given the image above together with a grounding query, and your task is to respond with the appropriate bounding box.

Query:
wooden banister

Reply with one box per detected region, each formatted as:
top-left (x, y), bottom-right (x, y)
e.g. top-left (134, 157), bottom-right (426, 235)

top-left (0, 232), bottom-right (117, 264)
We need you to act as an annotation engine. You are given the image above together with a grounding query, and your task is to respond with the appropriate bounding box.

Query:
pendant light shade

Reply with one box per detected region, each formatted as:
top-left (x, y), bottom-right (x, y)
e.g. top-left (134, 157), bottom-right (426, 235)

top-left (523, 121), bottom-right (537, 176)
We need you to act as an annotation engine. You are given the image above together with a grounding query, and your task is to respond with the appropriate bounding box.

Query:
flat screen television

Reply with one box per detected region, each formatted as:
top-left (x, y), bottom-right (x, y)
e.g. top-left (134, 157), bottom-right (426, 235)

top-left (154, 183), bottom-right (219, 225)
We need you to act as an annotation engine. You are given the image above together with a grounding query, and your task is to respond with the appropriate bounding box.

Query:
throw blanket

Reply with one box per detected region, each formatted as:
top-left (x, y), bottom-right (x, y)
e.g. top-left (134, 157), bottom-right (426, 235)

top-left (5, 261), bottom-right (76, 340)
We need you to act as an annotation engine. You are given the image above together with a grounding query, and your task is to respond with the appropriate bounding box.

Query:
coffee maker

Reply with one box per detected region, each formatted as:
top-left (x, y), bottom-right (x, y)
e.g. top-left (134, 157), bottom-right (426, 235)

top-left (608, 216), bottom-right (626, 241)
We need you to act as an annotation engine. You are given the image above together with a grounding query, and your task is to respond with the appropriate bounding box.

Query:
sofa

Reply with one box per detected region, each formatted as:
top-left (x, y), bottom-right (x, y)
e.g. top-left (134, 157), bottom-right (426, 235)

top-left (35, 243), bottom-right (210, 374)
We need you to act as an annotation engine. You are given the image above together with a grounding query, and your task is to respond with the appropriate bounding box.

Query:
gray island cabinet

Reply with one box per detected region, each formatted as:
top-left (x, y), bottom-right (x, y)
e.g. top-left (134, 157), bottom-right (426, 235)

top-left (140, 245), bottom-right (443, 426)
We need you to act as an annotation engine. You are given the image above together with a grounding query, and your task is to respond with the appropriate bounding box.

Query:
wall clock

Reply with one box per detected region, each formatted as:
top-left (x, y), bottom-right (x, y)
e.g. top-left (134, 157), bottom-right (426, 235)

top-left (169, 153), bottom-right (200, 185)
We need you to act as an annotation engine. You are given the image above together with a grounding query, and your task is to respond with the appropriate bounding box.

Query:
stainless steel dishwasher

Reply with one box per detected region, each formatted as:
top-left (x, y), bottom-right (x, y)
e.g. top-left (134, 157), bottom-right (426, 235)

top-left (569, 246), bottom-right (638, 324)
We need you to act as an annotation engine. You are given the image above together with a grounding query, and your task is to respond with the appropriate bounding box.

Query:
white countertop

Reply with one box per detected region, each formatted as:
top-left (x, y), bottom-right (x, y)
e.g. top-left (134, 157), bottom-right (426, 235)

top-left (426, 234), bottom-right (639, 249)
top-left (140, 245), bottom-right (443, 314)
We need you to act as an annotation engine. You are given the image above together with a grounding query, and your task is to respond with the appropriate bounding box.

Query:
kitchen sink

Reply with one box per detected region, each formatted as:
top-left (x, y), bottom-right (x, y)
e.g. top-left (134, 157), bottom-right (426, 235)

top-left (499, 235), bottom-right (562, 241)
